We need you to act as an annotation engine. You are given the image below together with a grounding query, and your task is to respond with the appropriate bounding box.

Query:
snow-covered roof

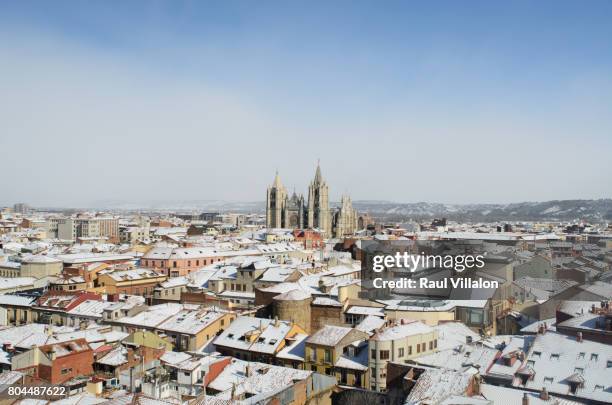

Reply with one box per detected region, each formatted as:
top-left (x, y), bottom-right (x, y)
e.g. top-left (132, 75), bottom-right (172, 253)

top-left (306, 325), bottom-right (354, 346)
top-left (371, 320), bottom-right (434, 341)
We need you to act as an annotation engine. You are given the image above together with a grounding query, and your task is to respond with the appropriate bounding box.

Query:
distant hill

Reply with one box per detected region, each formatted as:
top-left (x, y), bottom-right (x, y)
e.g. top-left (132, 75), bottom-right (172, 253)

top-left (351, 199), bottom-right (612, 222)
top-left (78, 198), bottom-right (612, 223)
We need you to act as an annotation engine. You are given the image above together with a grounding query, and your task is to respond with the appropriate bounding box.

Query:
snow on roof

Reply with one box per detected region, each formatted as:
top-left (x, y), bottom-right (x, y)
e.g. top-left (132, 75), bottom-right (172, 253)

top-left (21, 255), bottom-right (61, 264)
top-left (50, 392), bottom-right (107, 405)
top-left (106, 268), bottom-right (164, 281)
top-left (478, 384), bottom-right (584, 405)
top-left (206, 358), bottom-right (311, 400)
top-left (306, 325), bottom-right (353, 346)
top-left (520, 318), bottom-right (557, 334)
top-left (272, 289), bottom-right (311, 301)
top-left (213, 317), bottom-right (292, 354)
top-left (160, 351), bottom-right (191, 365)
top-left (404, 367), bottom-right (473, 405)
top-left (371, 320), bottom-right (434, 341)
top-left (0, 370), bottom-right (24, 385)
top-left (0, 277), bottom-right (36, 290)
top-left (276, 333), bottom-right (308, 361)
top-left (68, 300), bottom-right (114, 318)
top-left (159, 276), bottom-right (188, 288)
top-left (0, 295), bottom-right (35, 306)
top-left (156, 309), bottom-right (225, 335)
top-left (355, 315), bottom-right (386, 334)
top-left (345, 306), bottom-right (385, 317)
top-left (432, 322), bottom-right (482, 351)
top-left (115, 303), bottom-right (185, 328)
top-left (486, 335), bottom-right (534, 379)
top-left (55, 253), bottom-right (135, 264)
top-left (96, 346), bottom-right (127, 366)
top-left (334, 341), bottom-right (369, 372)
top-left (311, 297), bottom-right (342, 307)
top-left (415, 343), bottom-right (497, 373)
top-left (101, 330), bottom-right (129, 343)
top-left (514, 331), bottom-right (612, 402)
top-left (257, 266), bottom-right (295, 283)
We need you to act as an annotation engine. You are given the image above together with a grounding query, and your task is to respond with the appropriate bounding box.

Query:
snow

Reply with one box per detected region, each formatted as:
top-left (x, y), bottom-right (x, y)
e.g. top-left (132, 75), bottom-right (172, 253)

top-left (306, 325), bottom-right (353, 346)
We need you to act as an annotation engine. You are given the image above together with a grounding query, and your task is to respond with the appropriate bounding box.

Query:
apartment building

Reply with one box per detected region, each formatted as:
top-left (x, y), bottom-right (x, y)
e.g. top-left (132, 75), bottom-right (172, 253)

top-left (369, 320), bottom-right (438, 392)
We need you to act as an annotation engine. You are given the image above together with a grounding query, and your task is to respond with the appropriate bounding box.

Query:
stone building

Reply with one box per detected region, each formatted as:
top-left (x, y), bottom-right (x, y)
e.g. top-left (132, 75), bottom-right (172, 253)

top-left (306, 163), bottom-right (331, 235)
top-left (332, 195), bottom-right (358, 238)
top-left (266, 162), bottom-right (359, 238)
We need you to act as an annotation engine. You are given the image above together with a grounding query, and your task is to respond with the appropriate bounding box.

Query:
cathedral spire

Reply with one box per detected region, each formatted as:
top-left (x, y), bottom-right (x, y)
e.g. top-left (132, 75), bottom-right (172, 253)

top-left (313, 159), bottom-right (323, 184)
top-left (272, 170), bottom-right (283, 189)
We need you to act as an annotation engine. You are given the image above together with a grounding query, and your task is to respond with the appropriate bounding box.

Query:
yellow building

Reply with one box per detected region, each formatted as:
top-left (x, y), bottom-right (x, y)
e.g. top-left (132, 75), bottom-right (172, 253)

top-left (304, 325), bottom-right (370, 388)
top-left (123, 329), bottom-right (173, 351)
top-left (369, 320), bottom-right (438, 392)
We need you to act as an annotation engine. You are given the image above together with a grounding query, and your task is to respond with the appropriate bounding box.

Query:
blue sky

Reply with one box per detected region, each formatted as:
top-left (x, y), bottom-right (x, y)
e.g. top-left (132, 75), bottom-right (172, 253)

top-left (1, 1), bottom-right (611, 206)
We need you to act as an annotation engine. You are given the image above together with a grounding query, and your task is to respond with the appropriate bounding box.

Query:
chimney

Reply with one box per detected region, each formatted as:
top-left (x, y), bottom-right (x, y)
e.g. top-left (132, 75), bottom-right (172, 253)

top-left (540, 387), bottom-right (549, 400)
top-left (576, 332), bottom-right (583, 342)
top-left (522, 393), bottom-right (529, 405)
top-left (274, 316), bottom-right (280, 328)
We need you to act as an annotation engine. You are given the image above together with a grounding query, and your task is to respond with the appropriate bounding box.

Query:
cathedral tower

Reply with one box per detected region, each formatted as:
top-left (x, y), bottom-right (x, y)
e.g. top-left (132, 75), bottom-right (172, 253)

top-left (307, 162), bottom-right (331, 236)
top-left (266, 171), bottom-right (287, 228)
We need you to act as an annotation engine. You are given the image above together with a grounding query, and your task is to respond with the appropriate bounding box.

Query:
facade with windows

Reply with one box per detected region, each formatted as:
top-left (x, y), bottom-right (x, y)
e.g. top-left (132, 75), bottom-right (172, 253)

top-left (369, 320), bottom-right (438, 392)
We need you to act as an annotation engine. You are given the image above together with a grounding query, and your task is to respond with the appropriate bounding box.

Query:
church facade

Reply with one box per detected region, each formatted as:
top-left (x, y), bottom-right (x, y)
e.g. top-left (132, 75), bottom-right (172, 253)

top-left (265, 163), bottom-right (358, 238)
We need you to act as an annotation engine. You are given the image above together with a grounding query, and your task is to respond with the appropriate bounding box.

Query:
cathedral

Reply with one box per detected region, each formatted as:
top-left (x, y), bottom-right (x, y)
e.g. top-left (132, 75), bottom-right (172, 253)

top-left (266, 163), bottom-right (359, 238)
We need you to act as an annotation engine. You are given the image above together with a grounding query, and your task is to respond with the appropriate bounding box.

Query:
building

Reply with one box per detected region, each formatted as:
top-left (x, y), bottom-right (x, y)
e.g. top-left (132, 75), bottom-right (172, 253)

top-left (333, 195), bottom-right (359, 238)
top-left (304, 325), bottom-right (370, 388)
top-left (369, 319), bottom-right (438, 392)
top-left (266, 163), bottom-right (335, 237)
top-left (307, 163), bottom-right (331, 236)
top-left (96, 268), bottom-right (167, 296)
top-left (11, 338), bottom-right (94, 384)
top-left (213, 316), bottom-right (306, 363)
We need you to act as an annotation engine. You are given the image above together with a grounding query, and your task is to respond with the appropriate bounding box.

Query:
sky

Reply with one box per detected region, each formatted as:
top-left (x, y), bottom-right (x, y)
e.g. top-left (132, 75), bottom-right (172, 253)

top-left (1, 1), bottom-right (611, 207)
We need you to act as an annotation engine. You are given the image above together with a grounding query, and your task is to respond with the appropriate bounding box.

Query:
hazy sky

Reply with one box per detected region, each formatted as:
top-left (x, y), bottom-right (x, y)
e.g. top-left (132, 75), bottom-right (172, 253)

top-left (1, 1), bottom-right (611, 207)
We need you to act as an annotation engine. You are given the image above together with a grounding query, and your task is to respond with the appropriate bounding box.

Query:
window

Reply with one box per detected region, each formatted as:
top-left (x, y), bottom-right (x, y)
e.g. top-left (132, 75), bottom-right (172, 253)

top-left (550, 353), bottom-right (560, 361)
top-left (429, 341), bottom-right (433, 350)
top-left (173, 261), bottom-right (177, 268)
top-left (61, 368), bottom-right (72, 375)
top-left (398, 347), bottom-right (404, 357)
top-left (421, 343), bottom-right (426, 352)
top-left (371, 349), bottom-right (376, 359)
top-left (380, 350), bottom-right (389, 360)
top-left (408, 346), bottom-right (412, 355)
top-left (544, 377), bottom-right (553, 384)
top-left (591, 353), bottom-right (598, 361)
top-left (574, 367), bottom-right (584, 374)
top-left (417, 344), bottom-right (421, 353)
top-left (434, 339), bottom-right (437, 349)
top-left (324, 349), bottom-right (331, 363)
